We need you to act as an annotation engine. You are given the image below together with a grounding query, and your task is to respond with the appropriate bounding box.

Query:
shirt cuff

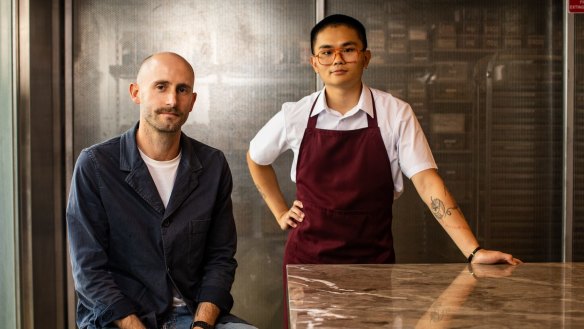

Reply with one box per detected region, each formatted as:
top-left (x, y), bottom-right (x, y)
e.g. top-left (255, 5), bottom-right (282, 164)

top-left (197, 285), bottom-right (234, 313)
top-left (97, 298), bottom-right (137, 327)
top-left (403, 161), bottom-right (437, 179)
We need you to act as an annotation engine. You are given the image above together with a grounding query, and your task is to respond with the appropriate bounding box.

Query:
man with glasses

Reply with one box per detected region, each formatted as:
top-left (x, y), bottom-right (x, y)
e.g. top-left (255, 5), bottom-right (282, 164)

top-left (247, 15), bottom-right (521, 268)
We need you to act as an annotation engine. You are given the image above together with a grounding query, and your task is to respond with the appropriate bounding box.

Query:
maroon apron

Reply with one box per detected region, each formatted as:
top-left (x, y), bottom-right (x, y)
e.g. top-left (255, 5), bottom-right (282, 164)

top-left (284, 90), bottom-right (395, 265)
top-left (284, 90), bottom-right (395, 326)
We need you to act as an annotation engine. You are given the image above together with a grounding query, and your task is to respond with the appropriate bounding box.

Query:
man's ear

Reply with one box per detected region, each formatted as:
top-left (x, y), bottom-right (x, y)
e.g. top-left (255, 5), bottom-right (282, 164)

top-left (310, 55), bottom-right (319, 74)
top-left (189, 92), bottom-right (197, 112)
top-left (129, 83), bottom-right (140, 104)
top-left (363, 50), bottom-right (371, 69)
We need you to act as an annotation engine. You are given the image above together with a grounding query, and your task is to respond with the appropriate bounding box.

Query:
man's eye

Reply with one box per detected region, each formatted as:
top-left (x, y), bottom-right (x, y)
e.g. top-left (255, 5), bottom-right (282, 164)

top-left (178, 87), bottom-right (188, 93)
top-left (156, 84), bottom-right (165, 90)
top-left (320, 51), bottom-right (333, 57)
top-left (343, 48), bottom-right (356, 53)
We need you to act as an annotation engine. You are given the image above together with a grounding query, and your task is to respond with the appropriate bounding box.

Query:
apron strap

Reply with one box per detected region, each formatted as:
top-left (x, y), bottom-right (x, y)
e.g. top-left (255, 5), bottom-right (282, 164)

top-left (307, 93), bottom-right (320, 129)
top-left (367, 89), bottom-right (377, 127)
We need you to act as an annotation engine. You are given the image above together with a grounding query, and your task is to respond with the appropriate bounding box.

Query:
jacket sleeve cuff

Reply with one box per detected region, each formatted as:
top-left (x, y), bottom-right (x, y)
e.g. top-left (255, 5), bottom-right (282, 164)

top-left (198, 286), bottom-right (234, 313)
top-left (97, 298), bottom-right (136, 327)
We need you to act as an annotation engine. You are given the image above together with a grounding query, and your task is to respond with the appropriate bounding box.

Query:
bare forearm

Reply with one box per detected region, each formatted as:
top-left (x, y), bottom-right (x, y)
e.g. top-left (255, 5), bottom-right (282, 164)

top-left (113, 314), bottom-right (147, 329)
top-left (427, 185), bottom-right (478, 257)
top-left (194, 302), bottom-right (221, 325)
top-left (413, 169), bottom-right (521, 265)
top-left (246, 151), bottom-right (289, 219)
top-left (412, 169), bottom-right (478, 257)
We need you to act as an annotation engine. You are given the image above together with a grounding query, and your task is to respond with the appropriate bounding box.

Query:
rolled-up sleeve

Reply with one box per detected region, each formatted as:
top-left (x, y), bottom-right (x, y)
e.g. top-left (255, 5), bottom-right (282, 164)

top-left (396, 104), bottom-right (437, 179)
top-left (66, 149), bottom-right (136, 326)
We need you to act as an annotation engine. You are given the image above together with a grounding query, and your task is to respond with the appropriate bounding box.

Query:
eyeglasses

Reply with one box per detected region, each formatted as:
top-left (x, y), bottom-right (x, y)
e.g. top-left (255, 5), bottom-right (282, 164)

top-left (313, 47), bottom-right (364, 65)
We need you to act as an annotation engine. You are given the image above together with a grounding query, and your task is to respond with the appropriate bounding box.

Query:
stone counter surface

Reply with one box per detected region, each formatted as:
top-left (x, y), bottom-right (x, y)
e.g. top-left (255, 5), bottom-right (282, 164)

top-left (287, 263), bottom-right (584, 328)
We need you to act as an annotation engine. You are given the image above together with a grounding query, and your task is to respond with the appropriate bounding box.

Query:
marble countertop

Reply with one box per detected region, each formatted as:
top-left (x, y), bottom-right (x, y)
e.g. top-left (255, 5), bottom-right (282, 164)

top-left (287, 263), bottom-right (584, 328)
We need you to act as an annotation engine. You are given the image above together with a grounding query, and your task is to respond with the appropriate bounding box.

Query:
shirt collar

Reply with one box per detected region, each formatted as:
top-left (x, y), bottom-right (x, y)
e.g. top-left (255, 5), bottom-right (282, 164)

top-left (310, 84), bottom-right (374, 118)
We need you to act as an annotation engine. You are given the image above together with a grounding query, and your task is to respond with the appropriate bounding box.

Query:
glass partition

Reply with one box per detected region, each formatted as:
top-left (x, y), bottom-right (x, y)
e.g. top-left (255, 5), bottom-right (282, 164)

top-left (72, 1), bottom-right (315, 327)
top-left (574, 14), bottom-right (584, 261)
top-left (326, 0), bottom-right (564, 262)
top-left (71, 1), bottom-right (569, 328)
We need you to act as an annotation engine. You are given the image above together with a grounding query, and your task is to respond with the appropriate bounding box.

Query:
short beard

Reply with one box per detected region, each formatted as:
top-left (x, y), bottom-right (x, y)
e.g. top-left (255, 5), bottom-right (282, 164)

top-left (146, 107), bottom-right (184, 133)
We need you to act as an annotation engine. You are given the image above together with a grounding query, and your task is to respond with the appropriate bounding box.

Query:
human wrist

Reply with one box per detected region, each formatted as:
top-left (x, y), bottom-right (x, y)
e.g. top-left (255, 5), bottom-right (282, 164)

top-left (467, 246), bottom-right (482, 263)
top-left (191, 320), bottom-right (214, 329)
top-left (467, 264), bottom-right (478, 279)
top-left (113, 314), bottom-right (147, 329)
top-left (276, 208), bottom-right (288, 220)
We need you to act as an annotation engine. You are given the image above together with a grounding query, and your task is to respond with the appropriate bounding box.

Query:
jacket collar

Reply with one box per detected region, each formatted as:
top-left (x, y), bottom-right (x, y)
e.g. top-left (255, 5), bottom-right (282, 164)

top-left (119, 122), bottom-right (141, 172)
top-left (119, 122), bottom-right (202, 218)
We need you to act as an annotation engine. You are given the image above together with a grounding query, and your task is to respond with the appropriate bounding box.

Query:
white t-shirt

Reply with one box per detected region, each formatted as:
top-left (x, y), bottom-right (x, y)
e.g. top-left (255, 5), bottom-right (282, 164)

top-left (248, 84), bottom-right (437, 199)
top-left (139, 149), bottom-right (181, 208)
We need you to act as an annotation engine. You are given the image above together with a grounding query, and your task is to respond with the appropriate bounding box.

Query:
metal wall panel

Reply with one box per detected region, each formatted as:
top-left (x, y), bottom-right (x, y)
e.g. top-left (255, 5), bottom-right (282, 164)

top-left (18, 0), bottom-right (68, 328)
top-left (0, 0), bottom-right (19, 328)
top-left (71, 1), bottom-right (315, 328)
top-left (574, 14), bottom-right (584, 261)
top-left (68, 0), bottom-right (572, 328)
top-left (325, 0), bottom-right (564, 262)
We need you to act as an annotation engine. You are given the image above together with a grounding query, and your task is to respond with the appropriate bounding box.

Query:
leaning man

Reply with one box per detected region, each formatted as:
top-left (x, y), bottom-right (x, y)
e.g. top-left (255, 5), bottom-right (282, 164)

top-left (67, 52), bottom-right (255, 329)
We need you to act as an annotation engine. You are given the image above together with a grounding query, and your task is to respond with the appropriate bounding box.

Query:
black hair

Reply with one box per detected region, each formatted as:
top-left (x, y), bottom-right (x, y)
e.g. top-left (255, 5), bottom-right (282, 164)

top-left (310, 14), bottom-right (368, 54)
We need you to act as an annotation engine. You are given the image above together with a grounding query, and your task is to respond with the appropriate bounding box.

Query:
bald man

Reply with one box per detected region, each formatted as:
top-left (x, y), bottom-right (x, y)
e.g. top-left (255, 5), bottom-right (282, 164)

top-left (67, 52), bottom-right (255, 329)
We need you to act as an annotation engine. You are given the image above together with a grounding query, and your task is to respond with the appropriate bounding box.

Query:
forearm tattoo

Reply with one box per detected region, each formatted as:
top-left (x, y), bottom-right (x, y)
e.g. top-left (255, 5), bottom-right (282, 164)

top-left (430, 196), bottom-right (462, 222)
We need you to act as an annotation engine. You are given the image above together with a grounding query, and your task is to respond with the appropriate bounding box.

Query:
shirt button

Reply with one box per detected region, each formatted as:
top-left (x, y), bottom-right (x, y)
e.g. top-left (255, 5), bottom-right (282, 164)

top-left (162, 220), bottom-right (170, 227)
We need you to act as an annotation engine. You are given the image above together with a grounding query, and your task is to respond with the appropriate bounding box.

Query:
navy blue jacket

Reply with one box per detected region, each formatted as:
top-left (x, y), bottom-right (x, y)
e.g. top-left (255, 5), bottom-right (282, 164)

top-left (67, 123), bottom-right (238, 328)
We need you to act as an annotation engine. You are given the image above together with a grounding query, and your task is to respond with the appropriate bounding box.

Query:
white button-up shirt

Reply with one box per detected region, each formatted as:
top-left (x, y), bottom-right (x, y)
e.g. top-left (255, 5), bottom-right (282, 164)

top-left (249, 85), bottom-right (437, 199)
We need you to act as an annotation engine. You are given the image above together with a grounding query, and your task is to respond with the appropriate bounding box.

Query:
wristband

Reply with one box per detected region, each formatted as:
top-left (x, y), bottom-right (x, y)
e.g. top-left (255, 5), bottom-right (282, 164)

top-left (467, 246), bottom-right (482, 263)
top-left (191, 320), bottom-right (214, 329)
top-left (467, 264), bottom-right (478, 279)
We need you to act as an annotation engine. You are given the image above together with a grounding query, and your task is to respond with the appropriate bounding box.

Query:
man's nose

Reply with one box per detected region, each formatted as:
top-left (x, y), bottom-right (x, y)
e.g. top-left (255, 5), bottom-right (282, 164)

top-left (166, 91), bottom-right (177, 106)
top-left (332, 51), bottom-right (346, 65)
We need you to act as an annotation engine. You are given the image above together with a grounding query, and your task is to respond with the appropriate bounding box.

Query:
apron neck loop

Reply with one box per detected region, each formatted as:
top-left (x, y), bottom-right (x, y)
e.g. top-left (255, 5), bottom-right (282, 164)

top-left (307, 89), bottom-right (378, 129)
top-left (366, 89), bottom-right (377, 127)
top-left (307, 93), bottom-right (321, 129)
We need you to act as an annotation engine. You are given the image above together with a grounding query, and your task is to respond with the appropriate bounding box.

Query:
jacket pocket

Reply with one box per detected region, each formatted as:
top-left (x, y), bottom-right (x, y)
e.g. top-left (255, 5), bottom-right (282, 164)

top-left (188, 218), bottom-right (211, 267)
top-left (190, 218), bottom-right (211, 234)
